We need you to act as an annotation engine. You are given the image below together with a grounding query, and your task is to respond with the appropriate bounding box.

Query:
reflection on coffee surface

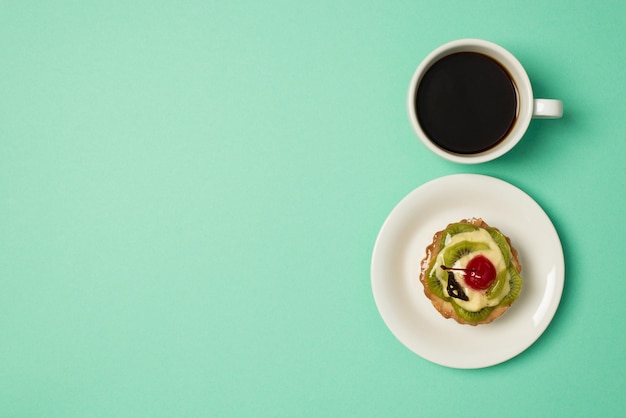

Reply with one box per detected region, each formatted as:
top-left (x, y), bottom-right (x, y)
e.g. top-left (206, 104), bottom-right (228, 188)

top-left (415, 52), bottom-right (518, 154)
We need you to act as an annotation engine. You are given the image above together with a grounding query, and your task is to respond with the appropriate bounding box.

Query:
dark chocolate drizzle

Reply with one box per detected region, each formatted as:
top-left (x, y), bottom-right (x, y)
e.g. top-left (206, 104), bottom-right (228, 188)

top-left (446, 271), bottom-right (469, 301)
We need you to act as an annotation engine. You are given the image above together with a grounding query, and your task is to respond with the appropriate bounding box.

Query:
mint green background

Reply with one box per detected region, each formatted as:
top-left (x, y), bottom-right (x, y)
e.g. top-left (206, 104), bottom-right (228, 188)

top-left (1, 1), bottom-right (625, 416)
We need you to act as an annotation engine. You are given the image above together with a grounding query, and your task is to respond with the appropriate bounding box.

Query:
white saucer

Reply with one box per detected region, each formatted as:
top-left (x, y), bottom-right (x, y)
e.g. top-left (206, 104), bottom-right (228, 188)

top-left (371, 174), bottom-right (564, 368)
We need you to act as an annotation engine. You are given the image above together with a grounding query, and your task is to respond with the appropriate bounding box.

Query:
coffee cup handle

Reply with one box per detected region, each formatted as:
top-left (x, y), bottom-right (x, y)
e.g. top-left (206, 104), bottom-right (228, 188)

top-left (533, 99), bottom-right (563, 119)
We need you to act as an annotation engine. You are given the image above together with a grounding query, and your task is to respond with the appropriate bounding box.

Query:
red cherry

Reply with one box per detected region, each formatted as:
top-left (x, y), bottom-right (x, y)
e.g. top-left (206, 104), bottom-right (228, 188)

top-left (464, 255), bottom-right (497, 290)
top-left (440, 255), bottom-right (496, 291)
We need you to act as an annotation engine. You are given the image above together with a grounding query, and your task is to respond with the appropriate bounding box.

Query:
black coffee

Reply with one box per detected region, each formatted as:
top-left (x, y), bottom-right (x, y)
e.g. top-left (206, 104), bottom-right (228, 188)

top-left (415, 52), bottom-right (518, 154)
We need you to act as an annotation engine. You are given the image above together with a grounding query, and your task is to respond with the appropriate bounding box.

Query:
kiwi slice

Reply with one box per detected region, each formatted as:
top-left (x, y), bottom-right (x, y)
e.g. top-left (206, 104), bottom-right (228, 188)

top-left (486, 268), bottom-right (508, 300)
top-left (436, 223), bottom-right (480, 252)
top-left (426, 270), bottom-right (446, 299)
top-left (498, 267), bottom-right (523, 306)
top-left (424, 252), bottom-right (446, 299)
top-left (442, 240), bottom-right (490, 266)
top-left (487, 227), bottom-right (513, 265)
top-left (452, 303), bottom-right (495, 323)
top-left (445, 222), bottom-right (480, 236)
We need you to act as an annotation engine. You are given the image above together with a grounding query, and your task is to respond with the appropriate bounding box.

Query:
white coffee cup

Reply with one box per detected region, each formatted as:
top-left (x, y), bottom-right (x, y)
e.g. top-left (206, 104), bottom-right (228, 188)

top-left (407, 39), bottom-right (563, 164)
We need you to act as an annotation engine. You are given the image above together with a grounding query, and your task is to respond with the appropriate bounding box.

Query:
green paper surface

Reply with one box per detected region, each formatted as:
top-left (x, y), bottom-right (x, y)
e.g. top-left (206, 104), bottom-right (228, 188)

top-left (1, 1), bottom-right (625, 416)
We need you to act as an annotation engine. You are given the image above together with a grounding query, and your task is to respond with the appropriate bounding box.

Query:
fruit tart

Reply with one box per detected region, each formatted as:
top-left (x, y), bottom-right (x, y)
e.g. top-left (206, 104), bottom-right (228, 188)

top-left (419, 218), bottom-right (523, 325)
